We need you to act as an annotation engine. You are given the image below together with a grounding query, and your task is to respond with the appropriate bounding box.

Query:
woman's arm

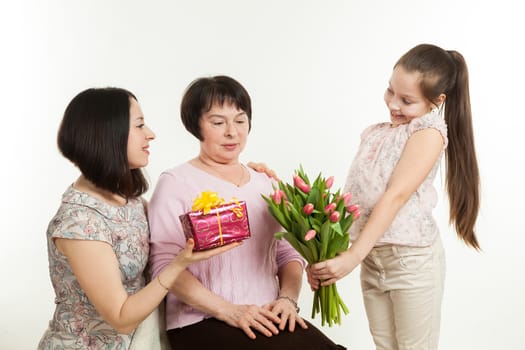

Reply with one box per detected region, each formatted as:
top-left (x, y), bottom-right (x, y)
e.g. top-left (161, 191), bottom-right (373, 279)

top-left (55, 238), bottom-right (236, 334)
top-left (308, 128), bottom-right (445, 286)
top-left (264, 261), bottom-right (308, 331)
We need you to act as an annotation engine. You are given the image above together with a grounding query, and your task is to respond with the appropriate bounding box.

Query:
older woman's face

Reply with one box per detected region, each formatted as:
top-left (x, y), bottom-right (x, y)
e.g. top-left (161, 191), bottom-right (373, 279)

top-left (199, 101), bottom-right (249, 164)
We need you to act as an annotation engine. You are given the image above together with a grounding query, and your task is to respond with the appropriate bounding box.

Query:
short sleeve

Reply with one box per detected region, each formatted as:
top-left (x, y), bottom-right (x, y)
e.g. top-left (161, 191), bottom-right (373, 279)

top-left (50, 206), bottom-right (112, 244)
top-left (360, 123), bottom-right (379, 141)
top-left (407, 111), bottom-right (448, 148)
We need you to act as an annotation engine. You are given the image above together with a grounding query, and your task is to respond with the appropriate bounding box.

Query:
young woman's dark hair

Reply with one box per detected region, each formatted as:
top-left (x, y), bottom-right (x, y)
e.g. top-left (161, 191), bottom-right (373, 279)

top-left (395, 44), bottom-right (480, 249)
top-left (57, 87), bottom-right (148, 198)
top-left (180, 75), bottom-right (252, 140)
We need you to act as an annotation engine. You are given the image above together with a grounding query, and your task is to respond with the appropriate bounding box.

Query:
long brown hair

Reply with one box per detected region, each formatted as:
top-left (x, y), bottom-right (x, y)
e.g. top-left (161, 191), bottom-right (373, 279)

top-left (395, 44), bottom-right (480, 249)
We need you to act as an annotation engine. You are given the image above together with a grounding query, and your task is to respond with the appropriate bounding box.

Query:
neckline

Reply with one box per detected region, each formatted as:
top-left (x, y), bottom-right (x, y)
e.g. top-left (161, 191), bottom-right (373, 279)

top-left (187, 161), bottom-right (251, 188)
top-left (64, 185), bottom-right (137, 220)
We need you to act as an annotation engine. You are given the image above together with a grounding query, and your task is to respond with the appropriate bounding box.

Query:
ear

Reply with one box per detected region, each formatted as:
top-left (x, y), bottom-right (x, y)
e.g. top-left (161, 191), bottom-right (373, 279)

top-left (435, 93), bottom-right (446, 106)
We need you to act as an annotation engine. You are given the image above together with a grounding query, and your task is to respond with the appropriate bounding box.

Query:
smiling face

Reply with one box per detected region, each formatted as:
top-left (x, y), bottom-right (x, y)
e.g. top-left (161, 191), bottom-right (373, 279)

top-left (384, 66), bottom-right (438, 126)
top-left (127, 98), bottom-right (155, 169)
top-left (198, 102), bottom-right (250, 164)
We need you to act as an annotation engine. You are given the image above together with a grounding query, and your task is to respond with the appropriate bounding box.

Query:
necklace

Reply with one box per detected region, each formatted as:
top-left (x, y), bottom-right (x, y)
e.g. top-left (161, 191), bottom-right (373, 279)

top-left (196, 157), bottom-right (246, 187)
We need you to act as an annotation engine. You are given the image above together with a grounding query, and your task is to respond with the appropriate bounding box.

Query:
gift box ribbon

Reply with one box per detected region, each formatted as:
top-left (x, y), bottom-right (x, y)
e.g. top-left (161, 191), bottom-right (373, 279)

top-left (191, 191), bottom-right (244, 245)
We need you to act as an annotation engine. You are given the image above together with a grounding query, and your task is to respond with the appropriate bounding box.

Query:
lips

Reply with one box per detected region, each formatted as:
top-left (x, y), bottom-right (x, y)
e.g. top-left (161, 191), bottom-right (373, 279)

top-left (391, 111), bottom-right (402, 117)
top-left (222, 143), bottom-right (238, 150)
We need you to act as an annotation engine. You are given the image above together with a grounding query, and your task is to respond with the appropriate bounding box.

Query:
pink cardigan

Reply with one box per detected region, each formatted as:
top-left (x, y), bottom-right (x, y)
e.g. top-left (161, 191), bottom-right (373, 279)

top-left (148, 162), bottom-right (305, 330)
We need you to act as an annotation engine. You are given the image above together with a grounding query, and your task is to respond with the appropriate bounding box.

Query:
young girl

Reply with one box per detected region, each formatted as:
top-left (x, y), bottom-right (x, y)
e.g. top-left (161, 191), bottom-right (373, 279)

top-left (308, 44), bottom-right (480, 350)
top-left (38, 87), bottom-right (238, 349)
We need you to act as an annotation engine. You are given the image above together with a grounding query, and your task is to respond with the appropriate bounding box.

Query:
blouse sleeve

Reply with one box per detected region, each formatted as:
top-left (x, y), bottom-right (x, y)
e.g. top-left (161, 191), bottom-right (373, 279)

top-left (360, 123), bottom-right (377, 141)
top-left (148, 171), bottom-right (187, 278)
top-left (408, 111), bottom-right (448, 148)
top-left (275, 239), bottom-right (307, 269)
top-left (50, 207), bottom-right (112, 244)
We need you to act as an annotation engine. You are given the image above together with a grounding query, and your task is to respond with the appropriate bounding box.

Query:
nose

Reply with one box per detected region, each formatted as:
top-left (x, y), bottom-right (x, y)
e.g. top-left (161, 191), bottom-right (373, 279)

top-left (146, 126), bottom-right (156, 140)
top-left (388, 100), bottom-right (400, 111)
top-left (224, 121), bottom-right (237, 137)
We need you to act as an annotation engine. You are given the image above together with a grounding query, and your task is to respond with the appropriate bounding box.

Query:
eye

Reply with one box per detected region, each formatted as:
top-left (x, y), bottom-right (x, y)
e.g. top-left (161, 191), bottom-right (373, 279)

top-left (212, 121), bottom-right (224, 126)
top-left (402, 99), bottom-right (412, 105)
top-left (137, 123), bottom-right (145, 128)
top-left (386, 88), bottom-right (393, 95)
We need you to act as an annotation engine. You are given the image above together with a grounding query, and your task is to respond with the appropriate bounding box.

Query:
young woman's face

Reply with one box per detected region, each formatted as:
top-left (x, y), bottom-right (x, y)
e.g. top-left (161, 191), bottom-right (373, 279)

top-left (127, 98), bottom-right (155, 169)
top-left (384, 66), bottom-right (435, 126)
top-left (198, 102), bottom-right (250, 164)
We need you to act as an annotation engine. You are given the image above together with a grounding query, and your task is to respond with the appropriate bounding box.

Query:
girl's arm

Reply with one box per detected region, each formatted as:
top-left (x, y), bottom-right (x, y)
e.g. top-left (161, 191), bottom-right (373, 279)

top-left (247, 161), bottom-right (280, 181)
top-left (308, 128), bottom-right (444, 286)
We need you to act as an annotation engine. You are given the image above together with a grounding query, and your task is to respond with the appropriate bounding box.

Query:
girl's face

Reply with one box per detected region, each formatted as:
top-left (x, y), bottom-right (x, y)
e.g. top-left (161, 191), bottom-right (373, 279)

top-left (384, 66), bottom-right (436, 127)
top-left (199, 101), bottom-right (250, 164)
top-left (127, 98), bottom-right (155, 169)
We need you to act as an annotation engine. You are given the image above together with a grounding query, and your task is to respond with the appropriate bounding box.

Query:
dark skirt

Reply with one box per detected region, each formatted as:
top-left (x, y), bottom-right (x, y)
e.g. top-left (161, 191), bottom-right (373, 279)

top-left (167, 317), bottom-right (346, 350)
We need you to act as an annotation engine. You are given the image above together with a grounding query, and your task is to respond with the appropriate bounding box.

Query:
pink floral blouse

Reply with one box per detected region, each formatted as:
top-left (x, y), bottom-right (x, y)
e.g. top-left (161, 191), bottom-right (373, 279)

top-left (38, 185), bottom-right (149, 350)
top-left (344, 111), bottom-right (448, 247)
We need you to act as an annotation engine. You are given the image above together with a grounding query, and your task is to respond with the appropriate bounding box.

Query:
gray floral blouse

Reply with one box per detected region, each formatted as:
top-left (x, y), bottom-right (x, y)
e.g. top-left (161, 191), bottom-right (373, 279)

top-left (38, 185), bottom-right (149, 349)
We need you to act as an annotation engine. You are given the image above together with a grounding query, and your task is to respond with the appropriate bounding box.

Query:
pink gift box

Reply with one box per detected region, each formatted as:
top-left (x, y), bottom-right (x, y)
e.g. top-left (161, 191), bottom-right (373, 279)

top-left (179, 201), bottom-right (251, 251)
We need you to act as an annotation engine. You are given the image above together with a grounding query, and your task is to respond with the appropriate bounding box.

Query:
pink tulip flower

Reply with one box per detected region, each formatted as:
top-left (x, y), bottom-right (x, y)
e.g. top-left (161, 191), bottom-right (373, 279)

top-left (305, 229), bottom-right (317, 241)
top-left (272, 190), bottom-right (285, 204)
top-left (325, 176), bottom-right (334, 189)
top-left (346, 204), bottom-right (359, 214)
top-left (329, 211), bottom-right (341, 223)
top-left (303, 203), bottom-right (314, 215)
top-left (342, 192), bottom-right (352, 206)
top-left (293, 175), bottom-right (311, 193)
top-left (352, 209), bottom-right (361, 220)
top-left (324, 202), bottom-right (336, 214)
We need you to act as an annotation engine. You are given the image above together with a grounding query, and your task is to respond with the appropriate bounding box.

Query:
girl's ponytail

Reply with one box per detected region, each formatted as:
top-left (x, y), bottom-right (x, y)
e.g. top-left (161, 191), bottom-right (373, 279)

top-left (443, 51), bottom-right (481, 249)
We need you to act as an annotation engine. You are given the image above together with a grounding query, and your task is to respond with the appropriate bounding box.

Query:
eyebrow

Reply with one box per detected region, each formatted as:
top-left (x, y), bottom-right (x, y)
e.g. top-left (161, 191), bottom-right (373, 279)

top-left (205, 112), bottom-right (247, 118)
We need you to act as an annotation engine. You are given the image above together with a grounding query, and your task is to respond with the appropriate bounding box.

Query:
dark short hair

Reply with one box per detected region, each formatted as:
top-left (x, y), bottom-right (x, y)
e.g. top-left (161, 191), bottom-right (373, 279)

top-left (180, 75), bottom-right (252, 140)
top-left (57, 87), bottom-right (148, 198)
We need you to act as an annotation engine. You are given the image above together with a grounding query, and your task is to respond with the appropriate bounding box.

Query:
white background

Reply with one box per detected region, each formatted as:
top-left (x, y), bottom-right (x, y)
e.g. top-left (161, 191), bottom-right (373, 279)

top-left (1, 1), bottom-right (524, 349)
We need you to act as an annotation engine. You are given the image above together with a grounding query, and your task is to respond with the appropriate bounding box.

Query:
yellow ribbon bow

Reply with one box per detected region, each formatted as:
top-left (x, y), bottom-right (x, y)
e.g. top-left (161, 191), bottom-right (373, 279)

top-left (231, 205), bottom-right (243, 218)
top-left (192, 191), bottom-right (225, 214)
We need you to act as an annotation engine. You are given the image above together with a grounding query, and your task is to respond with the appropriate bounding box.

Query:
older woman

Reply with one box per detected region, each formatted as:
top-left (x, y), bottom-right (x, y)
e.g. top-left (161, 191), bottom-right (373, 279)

top-left (148, 76), bottom-right (345, 349)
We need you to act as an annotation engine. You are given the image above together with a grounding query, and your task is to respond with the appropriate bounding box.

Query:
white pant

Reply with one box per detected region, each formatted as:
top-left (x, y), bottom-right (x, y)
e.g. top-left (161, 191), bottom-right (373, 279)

top-left (360, 237), bottom-right (445, 350)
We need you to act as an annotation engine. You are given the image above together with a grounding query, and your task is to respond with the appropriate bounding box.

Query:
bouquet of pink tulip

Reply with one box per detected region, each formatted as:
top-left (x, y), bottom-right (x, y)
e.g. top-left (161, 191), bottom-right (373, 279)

top-left (262, 166), bottom-right (360, 327)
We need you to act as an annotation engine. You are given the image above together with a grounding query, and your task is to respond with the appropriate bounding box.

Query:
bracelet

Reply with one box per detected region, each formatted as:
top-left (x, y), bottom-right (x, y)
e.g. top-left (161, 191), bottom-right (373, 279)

top-left (157, 274), bottom-right (169, 291)
top-left (277, 295), bottom-right (300, 313)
